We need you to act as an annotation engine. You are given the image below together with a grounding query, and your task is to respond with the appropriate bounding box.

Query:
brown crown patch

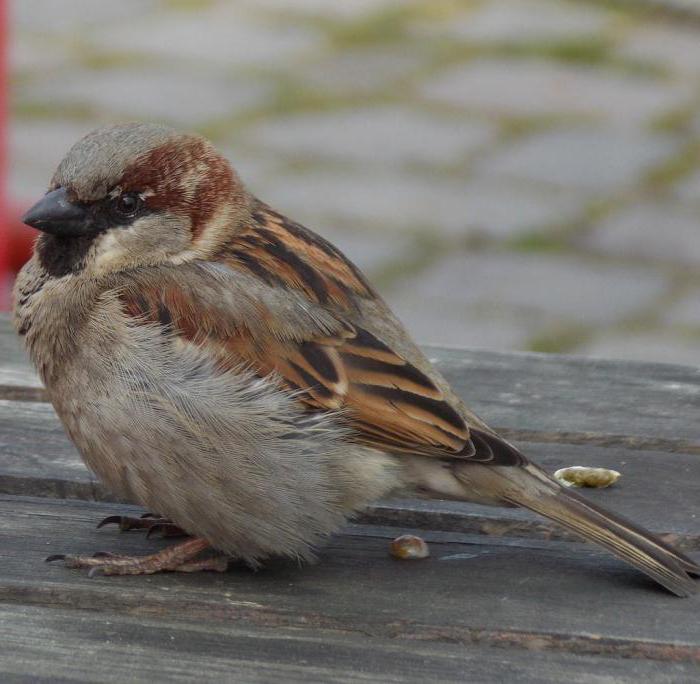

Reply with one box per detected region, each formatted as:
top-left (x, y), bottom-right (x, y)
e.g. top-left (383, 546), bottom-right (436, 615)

top-left (118, 136), bottom-right (237, 239)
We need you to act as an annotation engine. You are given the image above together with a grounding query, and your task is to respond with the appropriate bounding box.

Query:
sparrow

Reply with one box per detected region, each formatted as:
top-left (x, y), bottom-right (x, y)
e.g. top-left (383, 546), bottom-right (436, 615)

top-left (13, 123), bottom-right (699, 595)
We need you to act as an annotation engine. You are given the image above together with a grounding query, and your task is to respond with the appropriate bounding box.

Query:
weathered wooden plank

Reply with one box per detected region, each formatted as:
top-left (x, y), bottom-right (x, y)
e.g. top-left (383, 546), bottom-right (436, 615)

top-left (1, 603), bottom-right (694, 684)
top-left (2, 315), bottom-right (699, 446)
top-left (1, 495), bottom-right (699, 662)
top-left (0, 320), bottom-right (44, 399)
top-left (0, 400), bottom-right (108, 500)
top-left (428, 345), bottom-right (700, 446)
top-left (2, 399), bottom-right (697, 545)
top-left (0, 400), bottom-right (100, 494)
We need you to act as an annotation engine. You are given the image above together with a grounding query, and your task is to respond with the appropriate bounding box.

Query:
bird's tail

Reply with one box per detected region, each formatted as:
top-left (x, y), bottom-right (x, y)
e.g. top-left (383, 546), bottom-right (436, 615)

top-left (454, 462), bottom-right (700, 597)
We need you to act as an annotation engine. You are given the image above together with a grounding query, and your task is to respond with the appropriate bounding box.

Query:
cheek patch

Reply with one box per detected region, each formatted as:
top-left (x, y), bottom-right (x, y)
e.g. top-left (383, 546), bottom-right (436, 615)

top-left (89, 230), bottom-right (128, 272)
top-left (88, 214), bottom-right (193, 275)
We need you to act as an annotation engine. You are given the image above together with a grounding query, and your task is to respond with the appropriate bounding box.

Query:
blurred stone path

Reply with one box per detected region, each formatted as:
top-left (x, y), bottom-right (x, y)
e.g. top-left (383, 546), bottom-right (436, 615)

top-left (10, 0), bottom-right (700, 365)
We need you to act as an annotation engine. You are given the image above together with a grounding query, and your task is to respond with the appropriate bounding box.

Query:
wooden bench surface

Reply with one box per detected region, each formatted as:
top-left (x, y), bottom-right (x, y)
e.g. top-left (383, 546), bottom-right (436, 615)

top-left (0, 315), bottom-right (699, 682)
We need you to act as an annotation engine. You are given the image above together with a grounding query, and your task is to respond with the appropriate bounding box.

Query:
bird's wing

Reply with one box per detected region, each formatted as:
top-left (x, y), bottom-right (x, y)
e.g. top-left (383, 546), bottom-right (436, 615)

top-left (225, 201), bottom-right (380, 310)
top-left (113, 203), bottom-right (522, 464)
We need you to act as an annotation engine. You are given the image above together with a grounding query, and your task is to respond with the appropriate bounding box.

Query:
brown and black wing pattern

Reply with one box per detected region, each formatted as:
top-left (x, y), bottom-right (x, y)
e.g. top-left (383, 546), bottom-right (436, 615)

top-left (116, 205), bottom-right (524, 464)
top-left (221, 200), bottom-right (376, 311)
top-left (119, 280), bottom-right (471, 457)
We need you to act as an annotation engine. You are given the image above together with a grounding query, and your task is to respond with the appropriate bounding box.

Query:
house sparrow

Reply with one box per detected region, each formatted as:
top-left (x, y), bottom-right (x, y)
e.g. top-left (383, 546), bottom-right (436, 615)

top-left (13, 123), bottom-right (699, 595)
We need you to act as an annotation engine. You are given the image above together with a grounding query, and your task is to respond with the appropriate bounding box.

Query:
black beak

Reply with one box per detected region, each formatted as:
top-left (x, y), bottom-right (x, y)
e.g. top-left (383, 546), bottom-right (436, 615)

top-left (22, 187), bottom-right (91, 237)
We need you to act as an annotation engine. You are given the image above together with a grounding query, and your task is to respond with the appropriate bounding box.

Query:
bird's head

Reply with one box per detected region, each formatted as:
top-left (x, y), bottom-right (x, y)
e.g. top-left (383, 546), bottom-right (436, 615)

top-left (23, 122), bottom-right (250, 277)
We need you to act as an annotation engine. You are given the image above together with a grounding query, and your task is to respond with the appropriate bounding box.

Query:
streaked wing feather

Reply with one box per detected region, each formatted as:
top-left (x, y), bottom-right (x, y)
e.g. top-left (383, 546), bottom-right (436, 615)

top-left (117, 278), bottom-right (471, 457)
top-left (114, 199), bottom-right (524, 466)
top-left (241, 329), bottom-right (471, 456)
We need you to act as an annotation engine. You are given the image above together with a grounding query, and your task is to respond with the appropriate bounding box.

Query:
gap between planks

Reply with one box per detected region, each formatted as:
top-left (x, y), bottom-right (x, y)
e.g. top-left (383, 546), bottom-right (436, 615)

top-left (2, 473), bottom-right (699, 551)
top-left (2, 575), bottom-right (699, 666)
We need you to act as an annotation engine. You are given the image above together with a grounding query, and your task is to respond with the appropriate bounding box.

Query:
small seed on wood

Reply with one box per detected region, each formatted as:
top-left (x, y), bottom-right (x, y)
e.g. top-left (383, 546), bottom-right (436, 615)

top-left (554, 466), bottom-right (621, 489)
top-left (389, 534), bottom-right (430, 560)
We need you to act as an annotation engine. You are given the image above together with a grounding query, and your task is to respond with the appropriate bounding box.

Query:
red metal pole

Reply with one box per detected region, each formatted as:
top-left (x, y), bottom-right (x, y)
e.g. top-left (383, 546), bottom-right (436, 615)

top-left (0, 0), bottom-right (7, 309)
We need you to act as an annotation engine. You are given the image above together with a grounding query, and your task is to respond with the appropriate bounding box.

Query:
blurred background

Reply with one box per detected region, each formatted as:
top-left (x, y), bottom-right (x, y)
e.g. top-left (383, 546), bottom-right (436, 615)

top-left (7, 0), bottom-right (700, 365)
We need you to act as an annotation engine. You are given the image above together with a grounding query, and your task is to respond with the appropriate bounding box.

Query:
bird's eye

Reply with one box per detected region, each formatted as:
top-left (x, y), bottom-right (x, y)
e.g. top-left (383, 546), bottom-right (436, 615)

top-left (112, 192), bottom-right (143, 218)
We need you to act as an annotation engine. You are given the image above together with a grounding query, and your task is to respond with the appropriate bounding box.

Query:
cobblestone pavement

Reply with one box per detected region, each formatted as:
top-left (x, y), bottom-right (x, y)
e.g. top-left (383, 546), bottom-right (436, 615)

top-left (10, 0), bottom-right (700, 365)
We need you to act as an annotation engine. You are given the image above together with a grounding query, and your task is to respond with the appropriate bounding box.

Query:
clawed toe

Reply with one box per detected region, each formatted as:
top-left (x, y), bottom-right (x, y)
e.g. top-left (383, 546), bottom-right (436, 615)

top-left (45, 553), bottom-right (66, 563)
top-left (96, 514), bottom-right (175, 533)
top-left (96, 515), bottom-right (124, 529)
top-left (53, 516), bottom-right (219, 576)
top-left (145, 523), bottom-right (186, 539)
top-left (96, 513), bottom-right (186, 538)
top-left (175, 556), bottom-right (229, 573)
top-left (46, 553), bottom-right (108, 569)
top-left (44, 538), bottom-right (225, 576)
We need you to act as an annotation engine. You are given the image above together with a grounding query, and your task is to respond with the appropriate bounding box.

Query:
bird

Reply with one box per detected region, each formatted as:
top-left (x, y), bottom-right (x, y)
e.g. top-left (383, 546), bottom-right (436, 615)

top-left (13, 122), bottom-right (699, 595)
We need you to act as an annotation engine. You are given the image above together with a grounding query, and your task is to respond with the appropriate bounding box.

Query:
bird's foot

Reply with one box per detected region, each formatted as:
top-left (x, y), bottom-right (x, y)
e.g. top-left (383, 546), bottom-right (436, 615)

top-left (46, 538), bottom-right (228, 576)
top-left (97, 513), bottom-right (186, 538)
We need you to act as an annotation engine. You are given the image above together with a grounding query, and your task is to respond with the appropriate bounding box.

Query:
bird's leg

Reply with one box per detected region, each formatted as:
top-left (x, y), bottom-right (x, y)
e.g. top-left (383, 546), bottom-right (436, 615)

top-left (96, 512), bottom-right (186, 537)
top-left (46, 538), bottom-right (229, 576)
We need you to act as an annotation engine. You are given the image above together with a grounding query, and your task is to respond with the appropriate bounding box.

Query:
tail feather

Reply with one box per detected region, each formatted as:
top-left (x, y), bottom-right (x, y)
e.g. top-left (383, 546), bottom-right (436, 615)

top-left (455, 463), bottom-right (700, 597)
top-left (508, 484), bottom-right (700, 597)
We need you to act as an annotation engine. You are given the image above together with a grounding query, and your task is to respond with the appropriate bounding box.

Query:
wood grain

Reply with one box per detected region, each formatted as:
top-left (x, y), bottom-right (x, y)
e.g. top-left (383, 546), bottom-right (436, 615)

top-left (1, 496), bottom-right (700, 666)
top-left (0, 320), bottom-right (44, 398)
top-left (4, 603), bottom-right (695, 684)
